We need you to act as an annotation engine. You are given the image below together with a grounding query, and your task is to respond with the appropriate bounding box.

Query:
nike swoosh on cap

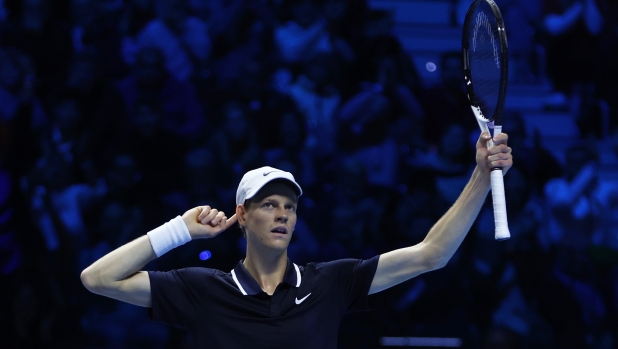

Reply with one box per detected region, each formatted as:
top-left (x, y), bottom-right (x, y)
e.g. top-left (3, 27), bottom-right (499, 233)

top-left (295, 293), bottom-right (311, 305)
top-left (263, 170), bottom-right (281, 176)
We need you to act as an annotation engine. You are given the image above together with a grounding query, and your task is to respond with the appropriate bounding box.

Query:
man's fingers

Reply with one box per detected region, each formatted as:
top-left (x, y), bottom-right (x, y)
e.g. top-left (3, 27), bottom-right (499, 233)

top-left (488, 151), bottom-right (513, 167)
top-left (226, 214), bottom-right (238, 226)
top-left (476, 132), bottom-right (492, 149)
top-left (476, 132), bottom-right (509, 150)
top-left (493, 132), bottom-right (509, 146)
top-left (191, 207), bottom-right (237, 234)
top-left (209, 211), bottom-right (226, 226)
top-left (489, 159), bottom-right (513, 169)
top-left (197, 206), bottom-right (211, 221)
top-left (201, 209), bottom-right (218, 225)
top-left (488, 152), bottom-right (511, 161)
top-left (488, 144), bottom-right (512, 155)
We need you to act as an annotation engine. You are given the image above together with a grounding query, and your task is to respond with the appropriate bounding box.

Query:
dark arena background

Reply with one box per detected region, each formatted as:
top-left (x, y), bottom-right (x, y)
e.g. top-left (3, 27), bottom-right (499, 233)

top-left (1, 0), bottom-right (617, 348)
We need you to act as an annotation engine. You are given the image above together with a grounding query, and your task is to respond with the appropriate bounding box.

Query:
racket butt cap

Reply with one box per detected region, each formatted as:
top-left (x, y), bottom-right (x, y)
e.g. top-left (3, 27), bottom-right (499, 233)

top-left (495, 228), bottom-right (510, 241)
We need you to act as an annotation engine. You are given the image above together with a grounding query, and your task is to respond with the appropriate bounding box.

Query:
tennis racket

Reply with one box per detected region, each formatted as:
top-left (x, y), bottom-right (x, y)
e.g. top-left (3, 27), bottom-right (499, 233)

top-left (462, 0), bottom-right (510, 240)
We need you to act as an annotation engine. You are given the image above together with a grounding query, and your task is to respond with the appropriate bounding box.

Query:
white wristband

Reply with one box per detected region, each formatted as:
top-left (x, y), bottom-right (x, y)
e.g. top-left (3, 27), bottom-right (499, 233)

top-left (147, 216), bottom-right (192, 257)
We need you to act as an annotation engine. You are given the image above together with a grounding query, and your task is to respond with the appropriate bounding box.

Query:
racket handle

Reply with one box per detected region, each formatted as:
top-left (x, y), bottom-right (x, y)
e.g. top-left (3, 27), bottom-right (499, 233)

top-left (490, 169), bottom-right (510, 240)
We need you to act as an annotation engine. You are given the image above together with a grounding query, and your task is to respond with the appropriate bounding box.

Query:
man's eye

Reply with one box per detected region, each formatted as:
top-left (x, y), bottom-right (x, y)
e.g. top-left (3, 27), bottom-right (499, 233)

top-left (263, 203), bottom-right (273, 208)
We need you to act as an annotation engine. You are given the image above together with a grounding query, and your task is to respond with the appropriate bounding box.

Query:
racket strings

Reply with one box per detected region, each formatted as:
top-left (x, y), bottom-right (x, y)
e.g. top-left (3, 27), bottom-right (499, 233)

top-left (469, 8), bottom-right (501, 120)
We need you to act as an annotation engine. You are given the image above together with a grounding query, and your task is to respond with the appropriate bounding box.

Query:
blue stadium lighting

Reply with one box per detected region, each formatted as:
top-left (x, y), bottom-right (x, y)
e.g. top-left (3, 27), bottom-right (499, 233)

top-left (199, 250), bottom-right (212, 261)
top-left (380, 337), bottom-right (462, 347)
top-left (425, 62), bottom-right (437, 72)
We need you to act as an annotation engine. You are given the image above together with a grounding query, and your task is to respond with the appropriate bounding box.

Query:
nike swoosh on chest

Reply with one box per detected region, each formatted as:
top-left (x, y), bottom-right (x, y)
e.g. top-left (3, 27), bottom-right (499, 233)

top-left (295, 292), bottom-right (312, 304)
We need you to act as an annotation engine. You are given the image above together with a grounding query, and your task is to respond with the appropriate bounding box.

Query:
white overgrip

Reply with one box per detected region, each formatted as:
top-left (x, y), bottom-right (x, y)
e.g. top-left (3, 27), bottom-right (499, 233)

top-left (471, 105), bottom-right (509, 239)
top-left (490, 169), bottom-right (510, 240)
top-left (491, 124), bottom-right (510, 240)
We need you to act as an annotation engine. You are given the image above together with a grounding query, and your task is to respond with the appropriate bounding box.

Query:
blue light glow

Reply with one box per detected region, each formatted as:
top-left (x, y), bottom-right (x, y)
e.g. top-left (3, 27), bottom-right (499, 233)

top-left (425, 62), bottom-right (437, 72)
top-left (199, 250), bottom-right (212, 260)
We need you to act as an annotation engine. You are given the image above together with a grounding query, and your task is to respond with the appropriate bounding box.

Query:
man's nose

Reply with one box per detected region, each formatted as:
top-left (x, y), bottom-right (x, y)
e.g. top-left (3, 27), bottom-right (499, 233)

top-left (276, 212), bottom-right (288, 223)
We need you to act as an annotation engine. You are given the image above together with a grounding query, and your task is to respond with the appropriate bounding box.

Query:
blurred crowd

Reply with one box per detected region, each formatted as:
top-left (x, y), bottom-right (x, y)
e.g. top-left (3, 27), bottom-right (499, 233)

top-left (0, 0), bottom-right (617, 348)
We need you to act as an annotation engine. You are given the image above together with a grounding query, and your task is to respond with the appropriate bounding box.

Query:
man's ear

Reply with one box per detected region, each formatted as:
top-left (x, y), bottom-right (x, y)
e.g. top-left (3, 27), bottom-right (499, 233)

top-left (236, 204), bottom-right (249, 238)
top-left (236, 204), bottom-right (247, 227)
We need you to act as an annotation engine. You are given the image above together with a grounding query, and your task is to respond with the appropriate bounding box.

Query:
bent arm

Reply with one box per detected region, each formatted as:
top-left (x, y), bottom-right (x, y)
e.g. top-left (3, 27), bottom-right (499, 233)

top-left (80, 235), bottom-right (156, 307)
top-left (369, 166), bottom-right (490, 294)
top-left (80, 206), bottom-right (234, 307)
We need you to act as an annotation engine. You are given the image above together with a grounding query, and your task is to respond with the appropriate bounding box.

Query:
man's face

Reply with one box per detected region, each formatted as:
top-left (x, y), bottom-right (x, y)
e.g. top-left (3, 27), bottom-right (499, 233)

top-left (240, 183), bottom-right (298, 253)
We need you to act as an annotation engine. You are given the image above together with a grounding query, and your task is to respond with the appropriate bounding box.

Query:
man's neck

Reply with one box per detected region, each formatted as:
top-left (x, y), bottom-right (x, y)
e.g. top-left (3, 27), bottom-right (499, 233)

top-left (243, 251), bottom-right (288, 296)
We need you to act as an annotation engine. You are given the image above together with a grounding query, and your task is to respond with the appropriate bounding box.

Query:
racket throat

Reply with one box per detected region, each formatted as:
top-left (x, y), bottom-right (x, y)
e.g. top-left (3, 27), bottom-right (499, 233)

top-left (472, 106), bottom-right (495, 148)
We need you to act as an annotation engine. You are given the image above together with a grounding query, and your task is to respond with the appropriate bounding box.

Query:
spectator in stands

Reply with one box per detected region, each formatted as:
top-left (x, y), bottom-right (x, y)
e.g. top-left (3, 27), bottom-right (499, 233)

top-left (574, 83), bottom-right (611, 140)
top-left (163, 148), bottom-right (222, 216)
top-left (321, 158), bottom-right (385, 259)
top-left (116, 46), bottom-right (205, 140)
top-left (373, 55), bottom-right (424, 121)
top-left (0, 47), bottom-right (47, 177)
top-left (541, 143), bottom-right (600, 249)
top-left (70, 0), bottom-right (127, 78)
top-left (390, 189), bottom-right (440, 251)
top-left (498, 0), bottom-right (544, 83)
top-left (0, 0), bottom-right (72, 96)
top-left (337, 92), bottom-right (398, 189)
top-left (593, 1), bottom-right (618, 130)
top-left (101, 153), bottom-right (146, 211)
top-left (0, 47), bottom-right (43, 125)
top-left (118, 0), bottom-right (156, 38)
top-left (492, 291), bottom-right (557, 348)
top-left (501, 111), bottom-right (562, 195)
top-left (419, 52), bottom-right (476, 142)
top-left (317, 0), bottom-right (366, 52)
top-left (541, 0), bottom-right (607, 95)
top-left (264, 109), bottom-right (316, 189)
top-left (213, 57), bottom-right (289, 139)
top-left (6, 273), bottom-right (78, 347)
top-left (407, 123), bottom-right (474, 206)
top-left (207, 100), bottom-right (263, 190)
top-left (590, 175), bottom-right (618, 249)
top-left (285, 52), bottom-right (342, 158)
top-left (107, 97), bottom-right (188, 214)
top-left (63, 51), bottom-right (126, 171)
top-left (209, 5), bottom-right (274, 91)
top-left (498, 239), bottom-right (589, 348)
top-left (552, 244), bottom-right (606, 345)
top-left (38, 92), bottom-right (95, 180)
top-left (0, 132), bottom-right (21, 276)
top-left (274, 0), bottom-right (333, 63)
top-left (123, 0), bottom-right (211, 82)
top-left (28, 149), bottom-right (106, 252)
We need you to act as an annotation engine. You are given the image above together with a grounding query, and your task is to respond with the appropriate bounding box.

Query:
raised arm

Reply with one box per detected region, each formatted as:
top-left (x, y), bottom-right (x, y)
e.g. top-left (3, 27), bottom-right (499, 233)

top-left (80, 206), bottom-right (236, 307)
top-left (369, 132), bottom-right (512, 294)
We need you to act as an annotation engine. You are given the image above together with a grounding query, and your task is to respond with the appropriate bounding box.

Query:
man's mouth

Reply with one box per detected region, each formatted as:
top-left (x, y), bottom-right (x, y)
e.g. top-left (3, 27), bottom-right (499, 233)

top-left (271, 227), bottom-right (288, 234)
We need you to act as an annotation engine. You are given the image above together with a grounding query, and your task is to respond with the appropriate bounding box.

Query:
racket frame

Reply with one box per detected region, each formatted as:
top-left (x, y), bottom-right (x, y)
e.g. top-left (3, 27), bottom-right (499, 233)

top-left (462, 0), bottom-right (511, 241)
top-left (462, 0), bottom-right (509, 127)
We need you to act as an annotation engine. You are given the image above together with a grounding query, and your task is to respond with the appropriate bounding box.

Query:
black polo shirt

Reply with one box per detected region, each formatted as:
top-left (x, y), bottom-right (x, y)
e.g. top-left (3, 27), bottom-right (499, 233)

top-left (148, 256), bottom-right (380, 348)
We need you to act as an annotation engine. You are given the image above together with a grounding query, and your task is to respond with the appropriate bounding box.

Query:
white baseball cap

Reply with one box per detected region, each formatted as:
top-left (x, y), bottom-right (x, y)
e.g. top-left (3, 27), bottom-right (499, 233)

top-left (236, 166), bottom-right (303, 206)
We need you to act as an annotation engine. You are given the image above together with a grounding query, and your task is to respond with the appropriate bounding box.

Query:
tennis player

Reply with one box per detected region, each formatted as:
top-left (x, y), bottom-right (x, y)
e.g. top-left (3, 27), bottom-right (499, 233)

top-left (81, 132), bottom-right (512, 348)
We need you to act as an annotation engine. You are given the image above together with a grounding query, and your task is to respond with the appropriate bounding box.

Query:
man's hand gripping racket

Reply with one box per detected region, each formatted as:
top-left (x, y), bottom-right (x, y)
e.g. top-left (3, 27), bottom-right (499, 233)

top-left (462, 0), bottom-right (511, 240)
